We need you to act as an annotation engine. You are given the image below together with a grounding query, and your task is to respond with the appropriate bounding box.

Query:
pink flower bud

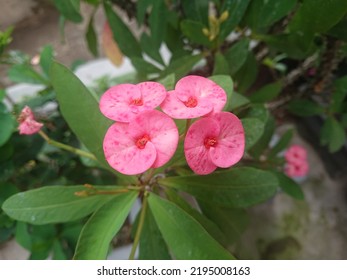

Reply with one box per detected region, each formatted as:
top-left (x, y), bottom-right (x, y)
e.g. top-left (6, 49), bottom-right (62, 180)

top-left (18, 106), bottom-right (43, 135)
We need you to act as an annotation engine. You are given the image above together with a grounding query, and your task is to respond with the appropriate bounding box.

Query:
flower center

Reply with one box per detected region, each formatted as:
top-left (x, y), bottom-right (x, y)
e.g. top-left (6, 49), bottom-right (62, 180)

top-left (136, 134), bottom-right (150, 149)
top-left (130, 98), bottom-right (143, 106)
top-left (183, 96), bottom-right (198, 108)
top-left (204, 137), bottom-right (218, 148)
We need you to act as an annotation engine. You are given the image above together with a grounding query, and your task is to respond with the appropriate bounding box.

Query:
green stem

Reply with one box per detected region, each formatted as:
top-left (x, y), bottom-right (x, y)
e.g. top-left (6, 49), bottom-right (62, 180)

top-left (129, 193), bottom-right (148, 260)
top-left (180, 119), bottom-right (192, 140)
top-left (38, 131), bottom-right (97, 161)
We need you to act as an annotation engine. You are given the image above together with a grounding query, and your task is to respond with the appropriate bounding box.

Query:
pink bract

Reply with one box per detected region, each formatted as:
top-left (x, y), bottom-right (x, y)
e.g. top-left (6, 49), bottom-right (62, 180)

top-left (161, 75), bottom-right (227, 119)
top-left (103, 110), bottom-right (179, 175)
top-left (285, 144), bottom-right (307, 164)
top-left (18, 106), bottom-right (43, 135)
top-left (99, 82), bottom-right (167, 122)
top-left (285, 161), bottom-right (309, 178)
top-left (184, 112), bottom-right (245, 175)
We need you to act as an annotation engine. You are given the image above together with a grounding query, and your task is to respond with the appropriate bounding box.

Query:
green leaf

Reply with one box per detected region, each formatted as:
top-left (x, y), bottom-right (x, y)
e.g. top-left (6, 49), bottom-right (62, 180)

top-left (165, 188), bottom-right (227, 247)
top-left (137, 0), bottom-right (151, 25)
top-left (0, 89), bottom-right (5, 101)
top-left (131, 57), bottom-right (161, 75)
top-left (320, 117), bottom-right (346, 153)
top-left (157, 73), bottom-right (175, 90)
top-left (213, 52), bottom-right (230, 75)
top-left (328, 16), bottom-right (347, 41)
top-left (241, 118), bottom-right (265, 150)
top-left (160, 54), bottom-right (203, 80)
top-left (250, 81), bottom-right (282, 103)
top-left (73, 192), bottom-right (137, 260)
top-left (148, 193), bottom-right (235, 260)
top-left (224, 39), bottom-right (249, 75)
top-left (39, 45), bottom-right (54, 77)
top-left (15, 222), bottom-right (32, 250)
top-left (244, 0), bottom-right (296, 32)
top-left (140, 33), bottom-right (164, 65)
top-left (2, 185), bottom-right (121, 225)
top-left (50, 62), bottom-right (111, 168)
top-left (53, 0), bottom-right (83, 23)
top-left (181, 0), bottom-right (209, 25)
top-left (273, 171), bottom-right (304, 200)
top-left (8, 64), bottom-right (49, 85)
top-left (86, 15), bottom-right (98, 57)
top-left (209, 75), bottom-right (233, 111)
top-left (180, 20), bottom-right (211, 47)
top-left (287, 99), bottom-right (324, 116)
top-left (53, 240), bottom-right (67, 260)
top-left (198, 201), bottom-right (249, 245)
top-left (159, 167), bottom-right (278, 208)
top-left (248, 106), bottom-right (275, 158)
top-left (234, 51), bottom-right (258, 93)
top-left (289, 0), bottom-right (347, 34)
top-left (0, 182), bottom-right (18, 206)
top-left (230, 92), bottom-right (250, 110)
top-left (331, 76), bottom-right (347, 113)
top-left (149, 0), bottom-right (166, 48)
top-left (261, 33), bottom-right (315, 59)
top-left (268, 129), bottom-right (294, 158)
top-left (139, 206), bottom-right (171, 260)
top-left (219, 0), bottom-right (251, 40)
top-left (104, 2), bottom-right (142, 58)
top-left (0, 112), bottom-right (14, 146)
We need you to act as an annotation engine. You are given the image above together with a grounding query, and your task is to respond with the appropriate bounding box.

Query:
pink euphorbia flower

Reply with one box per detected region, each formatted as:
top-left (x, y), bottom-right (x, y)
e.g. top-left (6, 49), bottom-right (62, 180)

top-left (99, 82), bottom-right (167, 122)
top-left (285, 161), bottom-right (309, 177)
top-left (18, 106), bottom-right (43, 135)
top-left (184, 112), bottom-right (245, 175)
top-left (103, 110), bottom-right (179, 175)
top-left (284, 145), bottom-right (307, 164)
top-left (284, 144), bottom-right (309, 178)
top-left (161, 75), bottom-right (227, 119)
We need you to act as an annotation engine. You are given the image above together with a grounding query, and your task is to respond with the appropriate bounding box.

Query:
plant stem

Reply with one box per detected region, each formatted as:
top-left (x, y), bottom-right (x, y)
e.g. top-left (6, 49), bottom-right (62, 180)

top-left (38, 130), bottom-right (97, 161)
top-left (129, 193), bottom-right (148, 260)
top-left (180, 119), bottom-right (192, 140)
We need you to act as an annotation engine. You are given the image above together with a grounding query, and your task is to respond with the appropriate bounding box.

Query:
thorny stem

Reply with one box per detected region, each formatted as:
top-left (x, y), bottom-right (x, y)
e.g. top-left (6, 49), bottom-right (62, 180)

top-left (38, 130), bottom-right (97, 161)
top-left (129, 193), bottom-right (148, 260)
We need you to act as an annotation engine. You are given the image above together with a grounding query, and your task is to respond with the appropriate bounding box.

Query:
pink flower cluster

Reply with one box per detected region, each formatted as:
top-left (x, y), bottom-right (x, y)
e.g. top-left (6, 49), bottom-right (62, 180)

top-left (100, 75), bottom-right (245, 175)
top-left (284, 145), bottom-right (309, 178)
top-left (18, 106), bottom-right (43, 135)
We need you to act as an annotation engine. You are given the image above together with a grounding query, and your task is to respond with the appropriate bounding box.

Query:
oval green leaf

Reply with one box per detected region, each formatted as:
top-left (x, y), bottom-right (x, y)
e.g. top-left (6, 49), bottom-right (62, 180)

top-left (241, 118), bottom-right (265, 150)
top-left (159, 167), bottom-right (278, 208)
top-left (49, 61), bottom-right (135, 183)
top-left (148, 193), bottom-right (235, 260)
top-left (74, 191), bottom-right (137, 260)
top-left (2, 185), bottom-right (122, 225)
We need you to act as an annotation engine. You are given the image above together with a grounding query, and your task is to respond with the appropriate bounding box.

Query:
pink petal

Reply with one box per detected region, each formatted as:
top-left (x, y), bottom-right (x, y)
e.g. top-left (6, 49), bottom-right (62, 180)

top-left (285, 145), bottom-right (307, 164)
top-left (184, 117), bottom-right (220, 175)
top-left (129, 110), bottom-right (179, 168)
top-left (285, 161), bottom-right (309, 178)
top-left (160, 90), bottom-right (212, 119)
top-left (103, 122), bottom-right (156, 175)
top-left (20, 106), bottom-right (35, 119)
top-left (138, 81), bottom-right (167, 109)
top-left (175, 75), bottom-right (227, 113)
top-left (18, 119), bottom-right (43, 135)
top-left (209, 112), bottom-right (245, 168)
top-left (99, 84), bottom-right (141, 122)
